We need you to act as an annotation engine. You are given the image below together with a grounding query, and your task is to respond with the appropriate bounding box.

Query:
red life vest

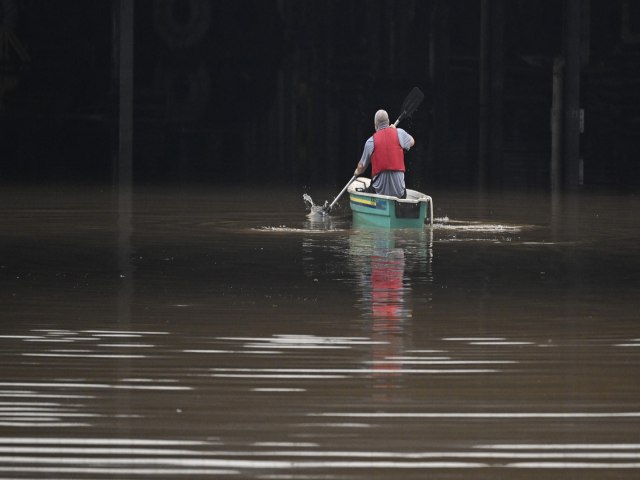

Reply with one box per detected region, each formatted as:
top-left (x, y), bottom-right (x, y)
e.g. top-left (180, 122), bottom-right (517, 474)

top-left (371, 127), bottom-right (405, 177)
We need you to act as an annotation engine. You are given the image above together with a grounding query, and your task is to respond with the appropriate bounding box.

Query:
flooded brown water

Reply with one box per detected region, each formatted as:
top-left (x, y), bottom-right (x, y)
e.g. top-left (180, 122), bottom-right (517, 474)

top-left (1, 185), bottom-right (639, 479)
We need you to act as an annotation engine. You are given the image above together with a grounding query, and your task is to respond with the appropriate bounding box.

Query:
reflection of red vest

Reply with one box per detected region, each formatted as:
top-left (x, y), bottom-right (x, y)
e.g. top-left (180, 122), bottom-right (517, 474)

top-left (371, 128), bottom-right (405, 177)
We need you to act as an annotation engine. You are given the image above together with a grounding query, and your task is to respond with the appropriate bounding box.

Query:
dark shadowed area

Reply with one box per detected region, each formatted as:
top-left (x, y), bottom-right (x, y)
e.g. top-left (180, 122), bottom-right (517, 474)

top-left (2, 0), bottom-right (640, 187)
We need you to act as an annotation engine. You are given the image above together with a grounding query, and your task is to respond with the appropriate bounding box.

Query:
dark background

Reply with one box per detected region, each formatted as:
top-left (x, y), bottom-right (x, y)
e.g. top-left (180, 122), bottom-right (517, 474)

top-left (1, 0), bottom-right (639, 189)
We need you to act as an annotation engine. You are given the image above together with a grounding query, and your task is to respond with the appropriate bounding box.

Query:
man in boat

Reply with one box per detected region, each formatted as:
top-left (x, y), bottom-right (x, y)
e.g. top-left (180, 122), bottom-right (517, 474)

top-left (354, 109), bottom-right (415, 198)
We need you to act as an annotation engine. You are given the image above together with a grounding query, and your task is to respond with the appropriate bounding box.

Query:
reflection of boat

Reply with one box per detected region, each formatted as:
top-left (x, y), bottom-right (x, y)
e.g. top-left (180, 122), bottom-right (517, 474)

top-left (348, 229), bottom-right (434, 394)
top-left (350, 230), bottom-right (408, 391)
top-left (348, 177), bottom-right (434, 229)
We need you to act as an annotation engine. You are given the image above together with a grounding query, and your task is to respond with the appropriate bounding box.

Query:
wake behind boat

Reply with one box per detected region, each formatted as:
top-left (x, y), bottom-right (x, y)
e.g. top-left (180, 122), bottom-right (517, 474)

top-left (348, 177), bottom-right (434, 229)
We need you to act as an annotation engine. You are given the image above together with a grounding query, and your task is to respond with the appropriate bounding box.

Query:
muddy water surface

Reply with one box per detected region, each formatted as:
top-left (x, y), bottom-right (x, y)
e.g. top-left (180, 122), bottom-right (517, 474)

top-left (0, 185), bottom-right (639, 478)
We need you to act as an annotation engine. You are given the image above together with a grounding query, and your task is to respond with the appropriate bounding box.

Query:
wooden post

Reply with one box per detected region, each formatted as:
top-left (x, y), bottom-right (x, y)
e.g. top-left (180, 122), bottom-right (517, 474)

top-left (489, 0), bottom-right (504, 187)
top-left (551, 57), bottom-right (564, 192)
top-left (113, 0), bottom-right (134, 194)
top-left (477, 0), bottom-right (504, 188)
top-left (428, 1), bottom-right (449, 184)
top-left (478, 0), bottom-right (490, 188)
top-left (563, 0), bottom-right (581, 188)
top-left (113, 0), bottom-right (134, 339)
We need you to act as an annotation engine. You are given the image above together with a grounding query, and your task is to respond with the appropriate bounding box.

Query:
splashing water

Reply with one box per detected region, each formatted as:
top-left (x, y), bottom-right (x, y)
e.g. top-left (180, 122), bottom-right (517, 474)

top-left (303, 193), bottom-right (328, 217)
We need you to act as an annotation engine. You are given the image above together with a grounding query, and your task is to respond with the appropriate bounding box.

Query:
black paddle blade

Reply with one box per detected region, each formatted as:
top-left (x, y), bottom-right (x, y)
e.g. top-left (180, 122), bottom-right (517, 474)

top-left (396, 86), bottom-right (425, 124)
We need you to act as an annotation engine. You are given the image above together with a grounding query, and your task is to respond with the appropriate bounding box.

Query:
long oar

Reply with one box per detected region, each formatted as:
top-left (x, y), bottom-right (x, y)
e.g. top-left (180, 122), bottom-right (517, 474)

top-left (323, 175), bottom-right (356, 214)
top-left (323, 86), bottom-right (425, 214)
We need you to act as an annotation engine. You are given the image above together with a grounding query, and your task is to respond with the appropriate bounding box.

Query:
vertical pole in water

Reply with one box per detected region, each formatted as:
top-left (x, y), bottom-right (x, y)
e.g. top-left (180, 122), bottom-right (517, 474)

top-left (478, 0), bottom-right (490, 188)
top-left (113, 0), bottom-right (134, 322)
top-left (428, 1), bottom-right (449, 184)
top-left (563, 0), bottom-right (581, 188)
top-left (477, 0), bottom-right (504, 188)
top-left (489, 0), bottom-right (504, 187)
top-left (112, 0), bottom-right (134, 438)
top-left (551, 57), bottom-right (564, 192)
top-left (116, 0), bottom-right (133, 194)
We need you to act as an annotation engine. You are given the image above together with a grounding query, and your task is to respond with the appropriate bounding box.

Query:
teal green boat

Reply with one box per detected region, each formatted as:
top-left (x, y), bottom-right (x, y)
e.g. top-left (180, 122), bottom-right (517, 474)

top-left (348, 177), bottom-right (434, 229)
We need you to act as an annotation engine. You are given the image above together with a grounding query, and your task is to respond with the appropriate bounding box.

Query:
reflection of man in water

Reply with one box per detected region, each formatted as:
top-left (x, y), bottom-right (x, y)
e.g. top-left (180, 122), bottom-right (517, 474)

top-left (369, 245), bottom-right (406, 392)
top-left (354, 109), bottom-right (415, 198)
top-left (371, 250), bottom-right (405, 326)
